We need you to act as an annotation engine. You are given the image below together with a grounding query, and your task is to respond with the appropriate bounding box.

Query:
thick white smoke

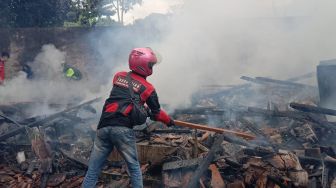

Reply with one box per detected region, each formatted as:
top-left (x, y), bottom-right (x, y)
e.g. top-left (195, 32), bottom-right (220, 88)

top-left (3, 0), bottom-right (335, 113)
top-left (0, 44), bottom-right (103, 115)
top-left (145, 0), bottom-right (336, 108)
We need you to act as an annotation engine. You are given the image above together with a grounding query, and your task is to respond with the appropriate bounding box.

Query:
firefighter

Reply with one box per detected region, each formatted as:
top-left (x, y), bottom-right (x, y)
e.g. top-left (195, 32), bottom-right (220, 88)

top-left (62, 63), bottom-right (82, 80)
top-left (0, 52), bottom-right (10, 85)
top-left (82, 48), bottom-right (174, 188)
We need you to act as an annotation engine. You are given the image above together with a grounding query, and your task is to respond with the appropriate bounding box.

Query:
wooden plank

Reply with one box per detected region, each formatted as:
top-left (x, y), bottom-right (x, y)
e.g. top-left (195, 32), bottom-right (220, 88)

top-left (174, 120), bottom-right (256, 140)
top-left (290, 102), bottom-right (336, 116)
top-left (187, 135), bottom-right (224, 188)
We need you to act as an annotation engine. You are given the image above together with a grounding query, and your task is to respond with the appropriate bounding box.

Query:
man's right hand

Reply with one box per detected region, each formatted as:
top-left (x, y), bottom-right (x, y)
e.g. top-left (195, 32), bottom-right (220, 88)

top-left (167, 119), bottom-right (175, 127)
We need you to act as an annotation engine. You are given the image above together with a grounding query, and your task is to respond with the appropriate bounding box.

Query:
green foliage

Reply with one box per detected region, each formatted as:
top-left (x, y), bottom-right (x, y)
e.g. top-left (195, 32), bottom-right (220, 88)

top-left (95, 17), bottom-right (117, 27)
top-left (0, 0), bottom-right (71, 27)
top-left (103, 0), bottom-right (142, 24)
top-left (0, 0), bottom-right (11, 27)
top-left (0, 0), bottom-right (142, 28)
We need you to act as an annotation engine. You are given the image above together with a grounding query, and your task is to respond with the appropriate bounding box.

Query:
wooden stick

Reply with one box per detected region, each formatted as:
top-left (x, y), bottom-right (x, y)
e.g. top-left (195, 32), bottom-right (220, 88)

top-left (174, 120), bottom-right (256, 140)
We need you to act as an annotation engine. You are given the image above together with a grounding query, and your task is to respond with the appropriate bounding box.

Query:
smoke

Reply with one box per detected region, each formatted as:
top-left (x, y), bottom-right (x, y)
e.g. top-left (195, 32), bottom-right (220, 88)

top-left (88, 13), bottom-right (171, 85)
top-left (4, 0), bottom-right (335, 114)
top-left (31, 44), bottom-right (65, 80)
top-left (0, 44), bottom-right (103, 116)
top-left (142, 0), bottom-right (336, 109)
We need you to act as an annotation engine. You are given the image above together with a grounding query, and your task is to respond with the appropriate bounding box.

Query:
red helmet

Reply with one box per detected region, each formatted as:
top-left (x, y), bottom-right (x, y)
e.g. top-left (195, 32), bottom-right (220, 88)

top-left (129, 47), bottom-right (157, 77)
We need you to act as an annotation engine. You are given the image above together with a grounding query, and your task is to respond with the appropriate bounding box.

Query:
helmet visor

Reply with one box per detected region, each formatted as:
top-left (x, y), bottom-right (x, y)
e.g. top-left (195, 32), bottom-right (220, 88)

top-left (148, 62), bottom-right (156, 69)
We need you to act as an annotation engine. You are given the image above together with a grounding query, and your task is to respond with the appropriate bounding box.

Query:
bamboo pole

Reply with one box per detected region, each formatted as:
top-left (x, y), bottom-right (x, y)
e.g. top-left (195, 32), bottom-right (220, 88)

top-left (174, 120), bottom-right (256, 140)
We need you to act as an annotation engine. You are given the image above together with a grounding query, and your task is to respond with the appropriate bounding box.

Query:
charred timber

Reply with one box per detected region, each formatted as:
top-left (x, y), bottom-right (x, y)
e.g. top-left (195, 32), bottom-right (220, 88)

top-left (187, 135), bottom-right (224, 188)
top-left (0, 98), bottom-right (100, 142)
top-left (256, 77), bottom-right (315, 89)
top-left (173, 107), bottom-right (225, 115)
top-left (222, 133), bottom-right (257, 148)
top-left (243, 147), bottom-right (276, 157)
top-left (298, 156), bottom-right (336, 167)
top-left (247, 107), bottom-right (336, 128)
top-left (238, 117), bottom-right (279, 151)
top-left (162, 158), bottom-right (202, 171)
top-left (290, 102), bottom-right (336, 116)
top-left (247, 106), bottom-right (306, 120)
top-left (287, 72), bottom-right (314, 82)
top-left (243, 148), bottom-right (336, 167)
top-left (241, 76), bottom-right (315, 89)
top-left (59, 148), bottom-right (88, 167)
top-left (150, 129), bottom-right (192, 134)
top-left (0, 113), bottom-right (24, 127)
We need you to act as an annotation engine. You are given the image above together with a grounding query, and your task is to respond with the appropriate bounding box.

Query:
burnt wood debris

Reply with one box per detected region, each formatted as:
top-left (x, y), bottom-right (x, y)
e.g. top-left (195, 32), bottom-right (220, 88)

top-left (1, 71), bottom-right (336, 188)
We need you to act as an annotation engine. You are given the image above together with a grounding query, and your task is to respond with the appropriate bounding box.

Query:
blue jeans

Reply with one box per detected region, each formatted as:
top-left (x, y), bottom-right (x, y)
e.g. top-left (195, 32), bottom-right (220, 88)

top-left (82, 126), bottom-right (143, 188)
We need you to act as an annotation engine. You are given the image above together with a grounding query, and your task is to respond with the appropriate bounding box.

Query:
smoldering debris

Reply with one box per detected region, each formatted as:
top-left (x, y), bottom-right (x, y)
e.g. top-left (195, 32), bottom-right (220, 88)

top-left (1, 69), bottom-right (336, 188)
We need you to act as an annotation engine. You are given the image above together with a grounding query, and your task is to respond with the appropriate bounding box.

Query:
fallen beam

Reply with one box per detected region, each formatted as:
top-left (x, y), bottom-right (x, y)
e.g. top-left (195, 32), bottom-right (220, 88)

top-left (174, 120), bottom-right (256, 140)
top-left (247, 107), bottom-right (336, 129)
top-left (241, 76), bottom-right (315, 90)
top-left (174, 107), bottom-right (225, 116)
top-left (256, 77), bottom-right (315, 89)
top-left (287, 72), bottom-right (315, 82)
top-left (0, 98), bottom-right (100, 142)
top-left (222, 134), bottom-right (256, 148)
top-left (298, 156), bottom-right (336, 167)
top-left (0, 113), bottom-right (24, 127)
top-left (248, 106), bottom-right (306, 119)
top-left (290, 102), bottom-right (336, 116)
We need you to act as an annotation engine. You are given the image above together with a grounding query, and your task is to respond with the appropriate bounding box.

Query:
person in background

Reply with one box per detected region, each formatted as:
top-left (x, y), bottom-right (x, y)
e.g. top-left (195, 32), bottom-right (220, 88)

top-left (82, 47), bottom-right (174, 188)
top-left (62, 63), bottom-right (82, 80)
top-left (0, 52), bottom-right (10, 85)
top-left (21, 62), bottom-right (34, 79)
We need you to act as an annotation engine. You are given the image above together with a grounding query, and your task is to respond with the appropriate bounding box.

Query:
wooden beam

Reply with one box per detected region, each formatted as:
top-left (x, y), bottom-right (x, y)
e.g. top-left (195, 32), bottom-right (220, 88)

top-left (187, 135), bottom-right (224, 188)
top-left (174, 120), bottom-right (256, 140)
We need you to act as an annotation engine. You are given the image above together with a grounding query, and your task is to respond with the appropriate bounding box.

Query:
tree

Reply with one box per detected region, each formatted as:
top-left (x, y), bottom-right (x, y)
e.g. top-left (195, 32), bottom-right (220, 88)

top-left (66, 0), bottom-right (115, 27)
top-left (0, 0), bottom-right (72, 27)
top-left (68, 0), bottom-right (142, 26)
top-left (8, 0), bottom-right (71, 27)
top-left (0, 0), bottom-right (11, 27)
top-left (69, 0), bottom-right (100, 26)
top-left (0, 0), bottom-right (142, 28)
top-left (102, 0), bottom-right (142, 25)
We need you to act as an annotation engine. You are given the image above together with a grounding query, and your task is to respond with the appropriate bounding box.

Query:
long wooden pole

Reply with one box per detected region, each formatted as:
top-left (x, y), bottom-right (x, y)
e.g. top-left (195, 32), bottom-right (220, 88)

top-left (174, 120), bottom-right (256, 140)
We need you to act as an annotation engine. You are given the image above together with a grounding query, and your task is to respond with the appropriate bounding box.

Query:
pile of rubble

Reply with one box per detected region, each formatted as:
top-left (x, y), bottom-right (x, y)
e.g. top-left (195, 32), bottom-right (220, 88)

top-left (1, 72), bottom-right (336, 188)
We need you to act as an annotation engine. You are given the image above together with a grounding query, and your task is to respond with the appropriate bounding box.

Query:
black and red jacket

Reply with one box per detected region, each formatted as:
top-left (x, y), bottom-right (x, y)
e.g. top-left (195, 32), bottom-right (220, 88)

top-left (0, 60), bottom-right (5, 85)
top-left (97, 71), bottom-right (171, 129)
